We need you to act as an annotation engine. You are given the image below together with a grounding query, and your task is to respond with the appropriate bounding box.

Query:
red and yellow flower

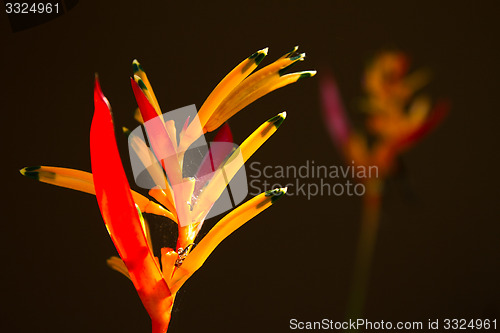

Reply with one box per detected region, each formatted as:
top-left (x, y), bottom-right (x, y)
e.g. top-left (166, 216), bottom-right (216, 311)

top-left (21, 47), bottom-right (315, 333)
top-left (321, 50), bottom-right (449, 180)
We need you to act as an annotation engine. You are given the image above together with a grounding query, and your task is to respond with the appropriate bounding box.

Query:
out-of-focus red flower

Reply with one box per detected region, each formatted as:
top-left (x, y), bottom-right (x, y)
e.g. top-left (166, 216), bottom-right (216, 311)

top-left (321, 51), bottom-right (449, 179)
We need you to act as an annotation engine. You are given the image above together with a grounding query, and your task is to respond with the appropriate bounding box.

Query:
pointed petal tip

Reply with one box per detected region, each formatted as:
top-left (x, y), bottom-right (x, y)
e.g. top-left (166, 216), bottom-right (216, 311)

top-left (94, 75), bottom-right (112, 112)
top-left (265, 187), bottom-right (287, 203)
top-left (250, 47), bottom-right (268, 56)
top-left (290, 52), bottom-right (306, 61)
top-left (20, 166), bottom-right (40, 180)
top-left (213, 122), bottom-right (234, 142)
top-left (132, 59), bottom-right (145, 74)
top-left (94, 73), bottom-right (101, 90)
top-left (277, 53), bottom-right (308, 77)
top-left (267, 112), bottom-right (287, 128)
top-left (133, 75), bottom-right (147, 90)
top-left (132, 59), bottom-right (141, 73)
top-left (249, 47), bottom-right (269, 65)
top-left (298, 70), bottom-right (317, 80)
top-left (284, 46), bottom-right (299, 58)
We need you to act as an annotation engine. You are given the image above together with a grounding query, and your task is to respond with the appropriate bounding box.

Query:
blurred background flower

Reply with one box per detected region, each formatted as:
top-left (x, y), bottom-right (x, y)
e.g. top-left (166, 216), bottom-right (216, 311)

top-left (321, 50), bottom-right (449, 321)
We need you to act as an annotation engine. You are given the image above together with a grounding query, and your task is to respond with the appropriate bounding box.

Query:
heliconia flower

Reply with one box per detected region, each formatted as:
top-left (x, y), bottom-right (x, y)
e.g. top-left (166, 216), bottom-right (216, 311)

top-left (21, 47), bottom-right (314, 333)
top-left (321, 51), bottom-right (449, 321)
top-left (320, 51), bottom-right (449, 179)
top-left (91, 78), bottom-right (174, 332)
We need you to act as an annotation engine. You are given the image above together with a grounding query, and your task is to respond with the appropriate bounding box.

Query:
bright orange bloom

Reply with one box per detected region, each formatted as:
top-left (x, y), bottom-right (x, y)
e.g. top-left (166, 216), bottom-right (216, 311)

top-left (21, 47), bottom-right (314, 333)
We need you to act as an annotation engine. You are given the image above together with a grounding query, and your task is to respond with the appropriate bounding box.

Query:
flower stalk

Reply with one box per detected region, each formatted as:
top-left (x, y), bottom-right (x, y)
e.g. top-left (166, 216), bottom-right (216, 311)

top-left (321, 51), bottom-right (448, 327)
top-left (347, 178), bottom-right (382, 323)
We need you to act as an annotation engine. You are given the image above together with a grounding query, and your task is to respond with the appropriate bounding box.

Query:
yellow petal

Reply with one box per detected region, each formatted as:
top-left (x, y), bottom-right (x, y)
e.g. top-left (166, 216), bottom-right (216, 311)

top-left (177, 222), bottom-right (201, 252)
top-left (128, 118), bottom-right (177, 217)
top-left (149, 186), bottom-right (177, 219)
top-left (107, 256), bottom-right (131, 281)
top-left (129, 129), bottom-right (170, 191)
top-left (240, 111), bottom-right (287, 160)
top-left (192, 112), bottom-right (286, 220)
top-left (133, 108), bottom-right (144, 123)
top-left (197, 47), bottom-right (269, 129)
top-left (173, 177), bottom-right (196, 228)
top-left (136, 205), bottom-right (154, 251)
top-left (178, 48), bottom-right (269, 153)
top-left (173, 177), bottom-right (201, 249)
top-left (407, 95), bottom-right (430, 129)
top-left (404, 68), bottom-right (431, 97)
top-left (164, 120), bottom-right (178, 150)
top-left (170, 187), bottom-right (287, 293)
top-left (161, 247), bottom-right (178, 283)
top-left (346, 133), bottom-right (369, 168)
top-left (207, 71), bottom-right (314, 133)
top-left (21, 166), bottom-right (96, 194)
top-left (204, 48), bottom-right (313, 132)
top-left (20, 166), bottom-right (176, 222)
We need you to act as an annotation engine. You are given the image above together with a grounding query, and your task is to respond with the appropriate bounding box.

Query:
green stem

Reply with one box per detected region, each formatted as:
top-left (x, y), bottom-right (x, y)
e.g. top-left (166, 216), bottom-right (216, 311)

top-left (346, 178), bottom-right (383, 329)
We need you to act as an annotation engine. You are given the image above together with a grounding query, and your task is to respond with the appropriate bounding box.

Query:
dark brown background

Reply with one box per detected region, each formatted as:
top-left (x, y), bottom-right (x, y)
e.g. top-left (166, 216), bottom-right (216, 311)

top-left (2, 1), bottom-right (499, 332)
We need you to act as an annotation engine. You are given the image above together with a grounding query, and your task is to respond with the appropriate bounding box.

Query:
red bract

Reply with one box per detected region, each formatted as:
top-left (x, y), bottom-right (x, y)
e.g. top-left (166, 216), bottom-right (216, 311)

top-left (91, 77), bottom-right (173, 333)
top-left (194, 123), bottom-right (234, 187)
top-left (392, 99), bottom-right (450, 153)
top-left (320, 73), bottom-right (351, 151)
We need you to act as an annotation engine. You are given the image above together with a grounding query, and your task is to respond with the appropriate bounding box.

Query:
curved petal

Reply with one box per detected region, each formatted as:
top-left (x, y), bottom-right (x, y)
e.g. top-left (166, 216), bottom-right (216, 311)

top-left (91, 77), bottom-right (172, 333)
top-left (197, 47), bottom-right (269, 129)
top-left (19, 166), bottom-right (176, 222)
top-left (132, 60), bottom-right (162, 116)
top-left (204, 48), bottom-right (314, 132)
top-left (170, 187), bottom-right (287, 293)
top-left (192, 112), bottom-right (286, 221)
top-left (107, 256), bottom-right (131, 280)
top-left (178, 48), bottom-right (269, 152)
